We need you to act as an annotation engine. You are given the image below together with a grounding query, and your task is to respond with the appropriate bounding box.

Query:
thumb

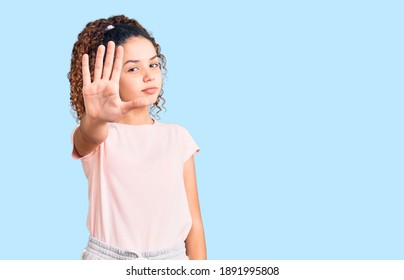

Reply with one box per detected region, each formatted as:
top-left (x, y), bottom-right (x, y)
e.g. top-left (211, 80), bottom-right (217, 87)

top-left (120, 98), bottom-right (150, 114)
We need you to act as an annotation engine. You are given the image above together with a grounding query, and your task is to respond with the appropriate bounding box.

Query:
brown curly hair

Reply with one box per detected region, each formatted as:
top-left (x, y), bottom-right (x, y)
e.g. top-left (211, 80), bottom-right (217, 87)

top-left (68, 15), bottom-right (166, 122)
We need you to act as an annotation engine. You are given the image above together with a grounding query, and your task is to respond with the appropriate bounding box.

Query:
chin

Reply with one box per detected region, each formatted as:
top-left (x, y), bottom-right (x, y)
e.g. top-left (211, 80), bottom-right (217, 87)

top-left (149, 95), bottom-right (159, 104)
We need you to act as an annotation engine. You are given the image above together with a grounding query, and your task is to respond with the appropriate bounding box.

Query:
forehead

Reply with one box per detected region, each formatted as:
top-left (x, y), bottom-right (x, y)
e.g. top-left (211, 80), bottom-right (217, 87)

top-left (121, 37), bottom-right (157, 60)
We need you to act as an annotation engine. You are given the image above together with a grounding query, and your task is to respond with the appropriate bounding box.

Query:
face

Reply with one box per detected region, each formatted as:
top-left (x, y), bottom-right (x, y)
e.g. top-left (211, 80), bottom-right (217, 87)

top-left (119, 37), bottom-right (163, 105)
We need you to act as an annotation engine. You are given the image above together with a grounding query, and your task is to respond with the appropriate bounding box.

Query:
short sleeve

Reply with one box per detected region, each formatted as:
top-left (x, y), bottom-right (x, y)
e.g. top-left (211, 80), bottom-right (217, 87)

top-left (71, 125), bottom-right (98, 161)
top-left (179, 126), bottom-right (200, 163)
top-left (71, 126), bottom-right (81, 159)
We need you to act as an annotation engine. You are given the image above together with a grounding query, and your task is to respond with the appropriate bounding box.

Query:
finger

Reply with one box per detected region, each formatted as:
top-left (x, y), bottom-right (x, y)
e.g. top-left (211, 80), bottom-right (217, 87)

top-left (82, 54), bottom-right (91, 87)
top-left (120, 98), bottom-right (150, 114)
top-left (102, 41), bottom-right (116, 80)
top-left (93, 44), bottom-right (106, 81)
top-left (110, 45), bottom-right (123, 82)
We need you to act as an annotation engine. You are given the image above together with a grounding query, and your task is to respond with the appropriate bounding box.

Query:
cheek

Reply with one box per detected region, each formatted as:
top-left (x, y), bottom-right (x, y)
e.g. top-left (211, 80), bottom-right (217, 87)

top-left (119, 79), bottom-right (141, 101)
top-left (156, 73), bottom-right (163, 86)
top-left (119, 77), bottom-right (140, 92)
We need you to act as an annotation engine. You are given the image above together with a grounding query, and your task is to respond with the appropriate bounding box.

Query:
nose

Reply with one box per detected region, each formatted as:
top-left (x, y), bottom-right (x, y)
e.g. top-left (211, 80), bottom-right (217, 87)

top-left (143, 68), bottom-right (155, 83)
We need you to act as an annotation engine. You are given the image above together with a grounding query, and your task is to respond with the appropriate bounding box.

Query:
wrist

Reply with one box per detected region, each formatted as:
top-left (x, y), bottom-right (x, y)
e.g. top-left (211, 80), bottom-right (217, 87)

top-left (79, 115), bottom-right (108, 144)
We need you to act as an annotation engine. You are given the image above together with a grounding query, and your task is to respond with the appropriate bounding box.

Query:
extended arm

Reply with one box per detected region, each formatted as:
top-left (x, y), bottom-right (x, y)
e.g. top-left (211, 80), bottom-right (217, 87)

top-left (74, 41), bottom-right (147, 157)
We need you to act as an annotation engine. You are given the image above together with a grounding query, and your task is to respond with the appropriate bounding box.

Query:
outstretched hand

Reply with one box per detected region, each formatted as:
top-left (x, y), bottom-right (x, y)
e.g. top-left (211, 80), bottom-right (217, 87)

top-left (81, 41), bottom-right (149, 123)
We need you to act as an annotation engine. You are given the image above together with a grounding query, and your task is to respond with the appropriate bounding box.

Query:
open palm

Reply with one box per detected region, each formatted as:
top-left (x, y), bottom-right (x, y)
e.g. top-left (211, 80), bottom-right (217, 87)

top-left (81, 41), bottom-right (148, 123)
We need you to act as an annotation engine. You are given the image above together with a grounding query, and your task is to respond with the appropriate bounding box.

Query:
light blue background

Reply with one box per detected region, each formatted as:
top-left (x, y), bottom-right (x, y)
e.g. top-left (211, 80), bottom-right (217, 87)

top-left (0, 0), bottom-right (402, 260)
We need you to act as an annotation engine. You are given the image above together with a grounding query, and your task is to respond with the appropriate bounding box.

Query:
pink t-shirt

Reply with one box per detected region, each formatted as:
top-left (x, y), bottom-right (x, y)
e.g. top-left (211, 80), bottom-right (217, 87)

top-left (72, 121), bottom-right (199, 252)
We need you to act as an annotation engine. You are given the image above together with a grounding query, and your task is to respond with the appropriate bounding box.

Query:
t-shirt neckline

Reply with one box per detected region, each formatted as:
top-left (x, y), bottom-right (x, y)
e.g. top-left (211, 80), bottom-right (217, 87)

top-left (113, 118), bottom-right (157, 127)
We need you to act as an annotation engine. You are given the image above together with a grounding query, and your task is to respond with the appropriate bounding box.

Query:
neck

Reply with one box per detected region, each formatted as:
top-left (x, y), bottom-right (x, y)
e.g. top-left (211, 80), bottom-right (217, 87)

top-left (118, 107), bottom-right (154, 125)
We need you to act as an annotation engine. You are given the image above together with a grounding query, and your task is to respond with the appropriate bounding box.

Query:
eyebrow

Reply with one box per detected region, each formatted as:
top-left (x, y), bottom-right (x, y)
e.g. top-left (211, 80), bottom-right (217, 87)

top-left (123, 55), bottom-right (159, 66)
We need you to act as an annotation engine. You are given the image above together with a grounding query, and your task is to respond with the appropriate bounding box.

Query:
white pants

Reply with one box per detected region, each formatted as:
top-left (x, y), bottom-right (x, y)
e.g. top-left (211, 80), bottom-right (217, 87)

top-left (81, 236), bottom-right (189, 260)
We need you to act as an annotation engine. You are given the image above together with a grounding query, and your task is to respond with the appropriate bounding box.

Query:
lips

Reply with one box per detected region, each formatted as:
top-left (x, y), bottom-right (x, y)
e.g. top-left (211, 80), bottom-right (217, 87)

top-left (142, 87), bottom-right (159, 95)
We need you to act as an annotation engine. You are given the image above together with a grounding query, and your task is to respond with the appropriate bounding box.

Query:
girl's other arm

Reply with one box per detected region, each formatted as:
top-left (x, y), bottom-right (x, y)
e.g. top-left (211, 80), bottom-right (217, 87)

top-left (184, 156), bottom-right (207, 259)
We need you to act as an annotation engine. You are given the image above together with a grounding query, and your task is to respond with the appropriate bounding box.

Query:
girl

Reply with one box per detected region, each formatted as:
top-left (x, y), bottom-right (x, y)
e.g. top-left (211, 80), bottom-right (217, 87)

top-left (68, 15), bottom-right (206, 260)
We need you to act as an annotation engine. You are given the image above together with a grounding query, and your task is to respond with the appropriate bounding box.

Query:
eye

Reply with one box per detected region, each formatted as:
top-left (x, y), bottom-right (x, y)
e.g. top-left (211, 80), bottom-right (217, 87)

top-left (150, 63), bottom-right (160, 69)
top-left (128, 67), bottom-right (139, 72)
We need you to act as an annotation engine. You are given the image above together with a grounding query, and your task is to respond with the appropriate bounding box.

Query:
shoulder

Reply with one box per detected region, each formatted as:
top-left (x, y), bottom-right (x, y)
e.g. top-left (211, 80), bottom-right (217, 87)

top-left (157, 122), bottom-right (198, 148)
top-left (156, 121), bottom-right (191, 134)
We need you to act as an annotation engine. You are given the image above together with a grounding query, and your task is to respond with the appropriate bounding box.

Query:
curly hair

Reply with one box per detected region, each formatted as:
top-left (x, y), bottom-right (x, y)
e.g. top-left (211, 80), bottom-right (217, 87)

top-left (68, 15), bottom-right (166, 122)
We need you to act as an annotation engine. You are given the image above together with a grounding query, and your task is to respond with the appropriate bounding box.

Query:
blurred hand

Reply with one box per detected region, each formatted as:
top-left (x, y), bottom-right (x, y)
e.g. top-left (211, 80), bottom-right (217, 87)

top-left (81, 41), bottom-right (149, 123)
